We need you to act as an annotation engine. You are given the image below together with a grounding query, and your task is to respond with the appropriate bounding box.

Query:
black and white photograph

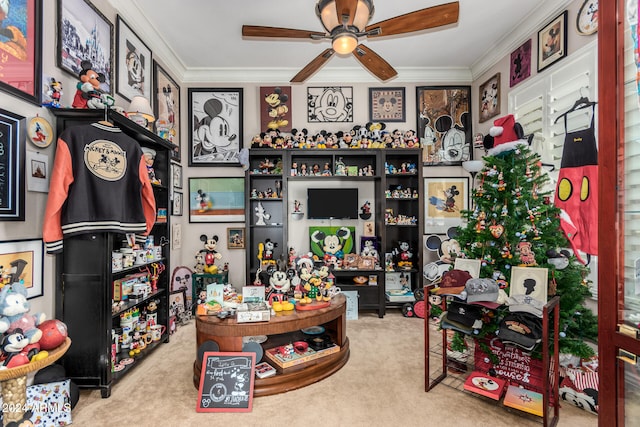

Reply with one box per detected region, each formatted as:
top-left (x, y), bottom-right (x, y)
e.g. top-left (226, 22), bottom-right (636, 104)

top-left (116, 16), bottom-right (152, 102)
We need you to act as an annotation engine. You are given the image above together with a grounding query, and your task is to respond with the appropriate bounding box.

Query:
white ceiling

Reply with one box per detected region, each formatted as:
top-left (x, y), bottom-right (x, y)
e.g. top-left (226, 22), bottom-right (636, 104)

top-left (108, 0), bottom-right (572, 84)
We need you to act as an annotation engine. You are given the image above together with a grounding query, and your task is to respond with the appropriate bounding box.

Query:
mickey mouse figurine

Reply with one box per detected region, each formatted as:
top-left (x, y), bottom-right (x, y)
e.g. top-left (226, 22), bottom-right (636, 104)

top-left (198, 235), bottom-right (222, 274)
top-left (72, 60), bottom-right (112, 109)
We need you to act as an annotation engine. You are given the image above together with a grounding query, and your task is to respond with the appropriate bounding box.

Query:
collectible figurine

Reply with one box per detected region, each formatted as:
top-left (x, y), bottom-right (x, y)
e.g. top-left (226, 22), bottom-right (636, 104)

top-left (142, 147), bottom-right (161, 185)
top-left (255, 201), bottom-right (271, 226)
top-left (198, 235), bottom-right (222, 274)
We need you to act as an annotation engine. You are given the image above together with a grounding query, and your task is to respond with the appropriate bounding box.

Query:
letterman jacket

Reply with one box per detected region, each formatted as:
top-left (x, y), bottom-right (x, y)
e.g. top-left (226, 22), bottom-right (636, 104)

top-left (43, 123), bottom-right (156, 254)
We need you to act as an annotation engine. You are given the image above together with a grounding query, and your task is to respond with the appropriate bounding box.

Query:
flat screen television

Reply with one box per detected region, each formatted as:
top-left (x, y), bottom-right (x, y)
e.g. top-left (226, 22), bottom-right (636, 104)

top-left (307, 188), bottom-right (359, 219)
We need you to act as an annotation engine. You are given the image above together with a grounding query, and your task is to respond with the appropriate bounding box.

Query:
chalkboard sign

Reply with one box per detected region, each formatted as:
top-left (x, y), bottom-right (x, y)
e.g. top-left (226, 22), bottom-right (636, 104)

top-left (197, 352), bottom-right (256, 412)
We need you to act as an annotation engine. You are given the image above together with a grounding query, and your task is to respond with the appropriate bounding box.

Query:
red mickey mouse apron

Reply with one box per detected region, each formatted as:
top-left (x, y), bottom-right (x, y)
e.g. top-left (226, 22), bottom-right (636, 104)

top-left (555, 107), bottom-right (598, 257)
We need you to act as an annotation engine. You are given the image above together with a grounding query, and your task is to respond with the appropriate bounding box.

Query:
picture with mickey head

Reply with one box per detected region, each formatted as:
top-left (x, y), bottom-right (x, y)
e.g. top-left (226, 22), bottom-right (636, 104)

top-left (423, 227), bottom-right (461, 283)
top-left (260, 86), bottom-right (292, 132)
top-left (309, 226), bottom-right (355, 268)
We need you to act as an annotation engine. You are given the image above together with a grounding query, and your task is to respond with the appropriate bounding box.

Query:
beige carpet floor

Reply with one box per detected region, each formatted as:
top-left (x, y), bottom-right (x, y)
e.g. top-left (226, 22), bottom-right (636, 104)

top-left (71, 310), bottom-right (597, 427)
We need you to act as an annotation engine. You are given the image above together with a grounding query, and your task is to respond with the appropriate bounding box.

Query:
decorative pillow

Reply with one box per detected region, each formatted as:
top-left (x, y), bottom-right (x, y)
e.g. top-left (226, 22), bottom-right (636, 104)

top-left (26, 379), bottom-right (73, 426)
top-left (0, 380), bottom-right (72, 426)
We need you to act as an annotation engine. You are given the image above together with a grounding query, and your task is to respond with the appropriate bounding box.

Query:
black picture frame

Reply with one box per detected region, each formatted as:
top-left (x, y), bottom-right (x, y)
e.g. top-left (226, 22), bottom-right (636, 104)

top-left (416, 86), bottom-right (472, 166)
top-left (369, 87), bottom-right (405, 122)
top-left (57, 0), bottom-right (114, 94)
top-left (307, 86), bottom-right (353, 123)
top-left (115, 15), bottom-right (152, 103)
top-left (0, 0), bottom-right (42, 105)
top-left (188, 88), bottom-right (243, 166)
top-left (172, 191), bottom-right (183, 216)
top-left (0, 109), bottom-right (26, 221)
top-left (0, 238), bottom-right (44, 299)
top-left (537, 10), bottom-right (568, 72)
top-left (154, 62), bottom-right (181, 161)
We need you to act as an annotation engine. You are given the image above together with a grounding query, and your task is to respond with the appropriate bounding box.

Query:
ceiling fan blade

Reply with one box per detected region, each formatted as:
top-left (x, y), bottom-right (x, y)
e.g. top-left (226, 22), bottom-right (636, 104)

top-left (290, 49), bottom-right (335, 83)
top-left (352, 44), bottom-right (397, 81)
top-left (366, 1), bottom-right (459, 38)
top-left (242, 25), bottom-right (325, 39)
top-left (335, 0), bottom-right (358, 26)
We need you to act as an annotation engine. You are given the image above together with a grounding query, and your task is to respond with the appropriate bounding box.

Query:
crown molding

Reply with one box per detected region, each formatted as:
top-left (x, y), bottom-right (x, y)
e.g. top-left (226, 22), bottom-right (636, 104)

top-left (470, 0), bottom-right (574, 80)
top-left (182, 66), bottom-right (472, 84)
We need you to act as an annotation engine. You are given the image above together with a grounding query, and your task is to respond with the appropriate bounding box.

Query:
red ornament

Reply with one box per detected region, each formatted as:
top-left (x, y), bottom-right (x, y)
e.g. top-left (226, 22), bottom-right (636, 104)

top-left (37, 319), bottom-right (68, 350)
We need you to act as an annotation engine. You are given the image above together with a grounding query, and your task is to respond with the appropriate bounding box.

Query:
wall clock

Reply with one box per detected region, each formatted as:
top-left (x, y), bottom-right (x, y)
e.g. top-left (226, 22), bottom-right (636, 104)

top-left (27, 116), bottom-right (54, 148)
top-left (576, 0), bottom-right (598, 35)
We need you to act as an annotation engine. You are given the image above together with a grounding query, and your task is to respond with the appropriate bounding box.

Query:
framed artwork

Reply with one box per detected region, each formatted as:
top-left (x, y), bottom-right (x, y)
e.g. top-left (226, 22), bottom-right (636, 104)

top-left (154, 61), bottom-right (181, 160)
top-left (172, 223), bottom-right (182, 250)
top-left (509, 267), bottom-right (548, 303)
top-left (171, 162), bottom-right (182, 189)
top-left (424, 177), bottom-right (469, 233)
top-left (537, 11), bottom-right (568, 72)
top-left (57, 0), bottom-right (113, 93)
top-left (307, 87), bottom-right (353, 123)
top-left (116, 16), bottom-right (152, 102)
top-left (576, 0), bottom-right (598, 35)
top-left (27, 116), bottom-right (53, 149)
top-left (0, 109), bottom-right (26, 221)
top-left (171, 265), bottom-right (193, 310)
top-left (169, 289), bottom-right (186, 317)
top-left (308, 226), bottom-right (356, 259)
top-left (172, 191), bottom-right (183, 216)
top-left (227, 228), bottom-right (245, 249)
top-left (26, 150), bottom-right (49, 193)
top-left (259, 86), bottom-right (292, 133)
top-left (369, 87), bottom-right (405, 122)
top-left (510, 39), bottom-right (532, 87)
top-left (0, 0), bottom-right (42, 105)
top-left (454, 258), bottom-right (482, 279)
top-left (478, 73), bottom-right (500, 123)
top-left (0, 239), bottom-right (44, 299)
top-left (416, 86), bottom-right (471, 165)
top-left (188, 88), bottom-right (243, 166)
top-left (342, 253), bottom-right (359, 269)
top-left (188, 177), bottom-right (245, 223)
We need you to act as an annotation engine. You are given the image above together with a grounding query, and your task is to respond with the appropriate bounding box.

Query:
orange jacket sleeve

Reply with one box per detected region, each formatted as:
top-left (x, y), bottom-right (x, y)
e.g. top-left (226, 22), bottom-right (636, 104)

top-left (42, 139), bottom-right (74, 254)
top-left (139, 155), bottom-right (157, 235)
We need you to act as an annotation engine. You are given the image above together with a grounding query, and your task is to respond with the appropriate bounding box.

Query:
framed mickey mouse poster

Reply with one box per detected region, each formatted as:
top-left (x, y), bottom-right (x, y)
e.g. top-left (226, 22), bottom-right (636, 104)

top-left (116, 16), bottom-right (152, 102)
top-left (369, 87), bottom-right (405, 122)
top-left (416, 86), bottom-right (472, 166)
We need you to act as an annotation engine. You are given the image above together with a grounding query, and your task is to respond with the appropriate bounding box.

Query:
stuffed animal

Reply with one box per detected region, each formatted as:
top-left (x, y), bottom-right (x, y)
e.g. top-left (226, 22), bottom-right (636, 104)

top-left (71, 60), bottom-right (111, 109)
top-left (0, 283), bottom-right (46, 344)
top-left (198, 235), bottom-right (222, 274)
top-left (0, 328), bottom-right (40, 369)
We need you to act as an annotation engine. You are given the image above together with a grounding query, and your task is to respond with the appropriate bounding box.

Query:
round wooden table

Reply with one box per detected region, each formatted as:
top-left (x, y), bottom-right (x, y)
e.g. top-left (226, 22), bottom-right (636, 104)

top-left (0, 338), bottom-right (71, 426)
top-left (193, 295), bottom-right (349, 396)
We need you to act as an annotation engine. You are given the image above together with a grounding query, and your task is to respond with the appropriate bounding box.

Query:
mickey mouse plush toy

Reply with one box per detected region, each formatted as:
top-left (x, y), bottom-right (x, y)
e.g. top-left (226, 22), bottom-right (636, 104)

top-left (198, 235), bottom-right (222, 274)
top-left (72, 60), bottom-right (112, 109)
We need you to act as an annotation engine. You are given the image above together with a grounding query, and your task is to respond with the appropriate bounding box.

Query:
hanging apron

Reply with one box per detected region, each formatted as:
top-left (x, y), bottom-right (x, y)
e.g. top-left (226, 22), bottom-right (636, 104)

top-left (554, 107), bottom-right (598, 257)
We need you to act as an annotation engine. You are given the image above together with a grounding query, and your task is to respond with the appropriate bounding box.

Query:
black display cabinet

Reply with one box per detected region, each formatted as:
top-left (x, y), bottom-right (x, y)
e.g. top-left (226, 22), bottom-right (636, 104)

top-left (50, 108), bottom-right (174, 397)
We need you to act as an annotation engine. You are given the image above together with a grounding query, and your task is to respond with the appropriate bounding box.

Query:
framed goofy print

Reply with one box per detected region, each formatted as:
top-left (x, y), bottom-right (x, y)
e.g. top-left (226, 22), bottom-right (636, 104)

top-left (416, 86), bottom-right (471, 166)
top-left (188, 88), bottom-right (243, 166)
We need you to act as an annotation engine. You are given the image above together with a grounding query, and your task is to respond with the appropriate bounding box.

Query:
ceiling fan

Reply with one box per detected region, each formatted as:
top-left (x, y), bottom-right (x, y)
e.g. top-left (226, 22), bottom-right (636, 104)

top-left (242, 0), bottom-right (459, 83)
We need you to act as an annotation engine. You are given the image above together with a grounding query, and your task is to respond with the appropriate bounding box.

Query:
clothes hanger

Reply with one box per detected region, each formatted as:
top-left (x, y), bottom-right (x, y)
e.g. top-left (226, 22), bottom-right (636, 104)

top-left (554, 87), bottom-right (597, 124)
top-left (97, 103), bottom-right (114, 127)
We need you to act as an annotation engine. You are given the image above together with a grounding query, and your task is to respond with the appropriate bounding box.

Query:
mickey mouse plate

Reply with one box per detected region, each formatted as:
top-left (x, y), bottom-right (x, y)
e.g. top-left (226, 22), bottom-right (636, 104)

top-left (27, 116), bottom-right (54, 148)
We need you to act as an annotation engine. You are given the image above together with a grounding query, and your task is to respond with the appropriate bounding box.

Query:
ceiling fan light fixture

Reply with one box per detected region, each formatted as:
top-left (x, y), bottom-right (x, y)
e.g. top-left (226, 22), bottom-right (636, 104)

top-left (316, 0), bottom-right (374, 33)
top-left (332, 32), bottom-right (358, 55)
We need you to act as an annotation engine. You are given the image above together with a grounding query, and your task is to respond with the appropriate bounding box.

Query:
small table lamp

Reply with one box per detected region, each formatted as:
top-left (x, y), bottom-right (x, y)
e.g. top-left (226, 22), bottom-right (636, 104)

top-left (127, 96), bottom-right (155, 130)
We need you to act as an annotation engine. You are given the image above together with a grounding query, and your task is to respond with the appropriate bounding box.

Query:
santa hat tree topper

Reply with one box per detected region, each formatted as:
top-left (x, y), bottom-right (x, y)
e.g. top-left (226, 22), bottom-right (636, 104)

top-left (483, 114), bottom-right (533, 156)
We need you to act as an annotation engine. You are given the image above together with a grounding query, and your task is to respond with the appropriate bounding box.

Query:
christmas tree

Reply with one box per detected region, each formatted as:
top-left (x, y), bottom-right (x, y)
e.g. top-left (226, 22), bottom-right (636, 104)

top-left (453, 115), bottom-right (597, 359)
